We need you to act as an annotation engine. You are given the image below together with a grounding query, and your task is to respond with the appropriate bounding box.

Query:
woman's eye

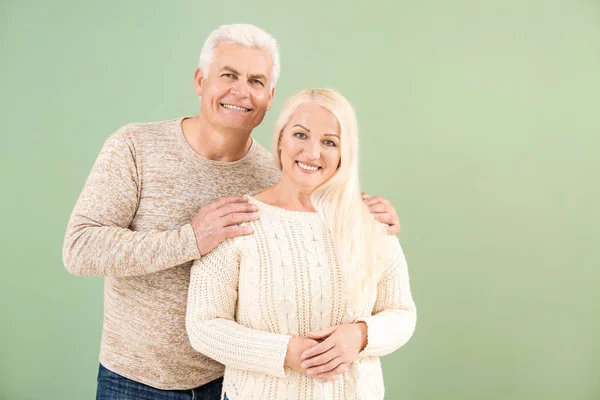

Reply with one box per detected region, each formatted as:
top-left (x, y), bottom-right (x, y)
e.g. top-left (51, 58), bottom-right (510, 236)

top-left (294, 132), bottom-right (307, 139)
top-left (323, 140), bottom-right (337, 147)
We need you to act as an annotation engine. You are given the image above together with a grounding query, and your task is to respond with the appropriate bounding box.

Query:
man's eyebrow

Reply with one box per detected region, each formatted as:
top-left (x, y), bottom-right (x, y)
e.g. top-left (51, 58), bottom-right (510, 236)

top-left (292, 124), bottom-right (310, 132)
top-left (249, 73), bottom-right (267, 81)
top-left (220, 66), bottom-right (240, 75)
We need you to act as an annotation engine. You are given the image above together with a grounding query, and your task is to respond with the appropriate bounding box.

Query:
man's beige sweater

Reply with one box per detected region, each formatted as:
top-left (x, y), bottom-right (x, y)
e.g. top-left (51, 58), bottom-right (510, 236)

top-left (62, 117), bottom-right (281, 389)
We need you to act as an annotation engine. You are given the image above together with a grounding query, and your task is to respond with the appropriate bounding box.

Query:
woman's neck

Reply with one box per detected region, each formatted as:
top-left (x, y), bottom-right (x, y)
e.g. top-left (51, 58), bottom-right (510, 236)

top-left (254, 180), bottom-right (315, 212)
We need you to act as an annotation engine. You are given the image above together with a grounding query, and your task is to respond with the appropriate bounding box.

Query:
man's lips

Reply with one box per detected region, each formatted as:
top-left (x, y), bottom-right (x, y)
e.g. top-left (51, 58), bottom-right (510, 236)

top-left (220, 103), bottom-right (252, 112)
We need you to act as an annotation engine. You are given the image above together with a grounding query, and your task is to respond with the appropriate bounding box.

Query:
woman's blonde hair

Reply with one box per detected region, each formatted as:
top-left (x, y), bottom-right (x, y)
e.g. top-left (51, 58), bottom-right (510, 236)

top-left (273, 88), bottom-right (392, 307)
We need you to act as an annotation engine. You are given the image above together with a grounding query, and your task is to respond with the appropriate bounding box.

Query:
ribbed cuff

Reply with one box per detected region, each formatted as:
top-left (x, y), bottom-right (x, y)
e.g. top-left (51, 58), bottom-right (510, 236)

top-left (181, 223), bottom-right (201, 260)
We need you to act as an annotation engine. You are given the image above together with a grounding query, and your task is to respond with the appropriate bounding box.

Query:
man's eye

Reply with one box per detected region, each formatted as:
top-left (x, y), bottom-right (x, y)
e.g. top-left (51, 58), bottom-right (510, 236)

top-left (251, 79), bottom-right (264, 86)
top-left (222, 73), bottom-right (235, 78)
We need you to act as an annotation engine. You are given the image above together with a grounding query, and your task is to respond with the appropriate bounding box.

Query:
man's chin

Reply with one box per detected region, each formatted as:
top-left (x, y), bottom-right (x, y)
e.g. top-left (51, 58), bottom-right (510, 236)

top-left (218, 122), bottom-right (256, 133)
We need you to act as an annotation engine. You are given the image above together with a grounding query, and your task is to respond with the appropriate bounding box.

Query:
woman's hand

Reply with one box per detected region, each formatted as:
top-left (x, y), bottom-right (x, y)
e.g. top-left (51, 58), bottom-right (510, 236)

top-left (284, 336), bottom-right (320, 374)
top-left (300, 323), bottom-right (368, 379)
top-left (362, 193), bottom-right (401, 235)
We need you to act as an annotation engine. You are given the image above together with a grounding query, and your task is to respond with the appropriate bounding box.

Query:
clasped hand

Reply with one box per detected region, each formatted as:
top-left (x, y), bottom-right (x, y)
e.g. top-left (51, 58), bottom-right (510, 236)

top-left (284, 322), bottom-right (367, 381)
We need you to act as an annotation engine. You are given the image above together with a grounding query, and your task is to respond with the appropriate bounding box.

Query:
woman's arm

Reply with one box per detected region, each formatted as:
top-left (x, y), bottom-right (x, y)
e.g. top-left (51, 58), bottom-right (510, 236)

top-left (185, 238), bottom-right (292, 377)
top-left (301, 236), bottom-right (416, 376)
top-left (356, 236), bottom-right (417, 356)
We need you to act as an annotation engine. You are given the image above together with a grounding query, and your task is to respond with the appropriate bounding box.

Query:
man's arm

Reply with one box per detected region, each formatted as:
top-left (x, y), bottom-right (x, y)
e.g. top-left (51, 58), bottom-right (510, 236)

top-left (62, 129), bottom-right (200, 277)
top-left (62, 129), bottom-right (261, 278)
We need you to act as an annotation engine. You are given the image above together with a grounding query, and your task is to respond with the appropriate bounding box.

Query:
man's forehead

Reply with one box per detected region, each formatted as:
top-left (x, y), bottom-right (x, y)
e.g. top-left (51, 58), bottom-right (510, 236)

top-left (212, 42), bottom-right (273, 74)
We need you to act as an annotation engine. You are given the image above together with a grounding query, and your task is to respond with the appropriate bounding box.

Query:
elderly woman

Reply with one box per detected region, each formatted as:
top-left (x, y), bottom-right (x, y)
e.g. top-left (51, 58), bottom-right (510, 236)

top-left (186, 88), bottom-right (416, 400)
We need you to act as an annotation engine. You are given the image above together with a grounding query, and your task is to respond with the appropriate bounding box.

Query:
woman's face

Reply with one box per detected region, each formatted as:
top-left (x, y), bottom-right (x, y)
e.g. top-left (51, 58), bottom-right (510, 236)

top-left (278, 102), bottom-right (341, 192)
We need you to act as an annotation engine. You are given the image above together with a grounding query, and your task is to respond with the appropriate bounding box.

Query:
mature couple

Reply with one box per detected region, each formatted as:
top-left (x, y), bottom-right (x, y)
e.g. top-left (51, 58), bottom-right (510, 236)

top-left (63, 24), bottom-right (416, 400)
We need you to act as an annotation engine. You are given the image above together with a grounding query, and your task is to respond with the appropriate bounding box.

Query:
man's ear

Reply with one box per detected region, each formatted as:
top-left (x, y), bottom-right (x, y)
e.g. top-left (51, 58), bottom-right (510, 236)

top-left (266, 86), bottom-right (276, 111)
top-left (194, 68), bottom-right (205, 97)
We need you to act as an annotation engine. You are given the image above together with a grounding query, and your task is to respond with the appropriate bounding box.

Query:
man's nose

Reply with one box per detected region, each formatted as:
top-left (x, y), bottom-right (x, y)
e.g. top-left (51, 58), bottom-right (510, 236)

top-left (230, 79), bottom-right (249, 97)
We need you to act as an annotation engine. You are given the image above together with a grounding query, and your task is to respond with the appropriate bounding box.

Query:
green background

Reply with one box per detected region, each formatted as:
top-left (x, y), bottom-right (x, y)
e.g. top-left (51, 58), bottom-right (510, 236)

top-left (1, 0), bottom-right (599, 399)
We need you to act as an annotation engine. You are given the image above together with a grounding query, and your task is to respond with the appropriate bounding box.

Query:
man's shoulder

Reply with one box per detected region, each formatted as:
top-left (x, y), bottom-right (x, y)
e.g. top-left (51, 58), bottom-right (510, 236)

top-left (113, 118), bottom-right (183, 143)
top-left (248, 139), bottom-right (281, 176)
top-left (249, 139), bottom-right (277, 165)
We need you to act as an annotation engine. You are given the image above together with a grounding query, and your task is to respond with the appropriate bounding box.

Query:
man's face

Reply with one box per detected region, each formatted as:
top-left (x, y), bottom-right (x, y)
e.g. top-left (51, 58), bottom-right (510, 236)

top-left (195, 42), bottom-right (275, 133)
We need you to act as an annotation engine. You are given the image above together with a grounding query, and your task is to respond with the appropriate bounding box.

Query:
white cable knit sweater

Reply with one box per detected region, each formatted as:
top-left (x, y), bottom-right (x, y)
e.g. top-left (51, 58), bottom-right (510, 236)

top-left (186, 197), bottom-right (416, 400)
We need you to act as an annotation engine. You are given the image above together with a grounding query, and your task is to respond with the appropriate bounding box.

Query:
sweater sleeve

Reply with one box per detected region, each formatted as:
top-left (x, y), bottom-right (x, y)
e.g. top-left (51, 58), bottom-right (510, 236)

top-left (357, 236), bottom-right (417, 357)
top-left (186, 238), bottom-right (292, 377)
top-left (62, 129), bottom-right (200, 277)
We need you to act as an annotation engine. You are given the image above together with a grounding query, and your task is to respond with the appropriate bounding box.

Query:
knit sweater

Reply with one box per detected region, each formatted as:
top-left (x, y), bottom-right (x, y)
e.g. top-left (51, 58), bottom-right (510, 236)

top-left (62, 118), bottom-right (281, 389)
top-left (186, 197), bottom-right (417, 400)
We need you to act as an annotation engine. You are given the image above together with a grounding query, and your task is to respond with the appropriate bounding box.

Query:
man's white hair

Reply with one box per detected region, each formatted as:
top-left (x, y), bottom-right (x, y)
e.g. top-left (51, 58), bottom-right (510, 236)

top-left (198, 24), bottom-right (280, 88)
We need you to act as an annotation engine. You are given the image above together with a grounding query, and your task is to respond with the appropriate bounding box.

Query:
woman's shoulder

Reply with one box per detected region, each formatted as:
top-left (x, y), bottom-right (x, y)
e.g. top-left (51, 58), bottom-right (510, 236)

top-left (247, 196), bottom-right (323, 223)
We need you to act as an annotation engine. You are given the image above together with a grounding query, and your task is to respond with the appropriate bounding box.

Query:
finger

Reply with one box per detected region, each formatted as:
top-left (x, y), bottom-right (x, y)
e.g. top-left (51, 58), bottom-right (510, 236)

top-left (217, 202), bottom-right (258, 217)
top-left (302, 347), bottom-right (339, 369)
top-left (221, 212), bottom-right (259, 227)
top-left (306, 357), bottom-right (343, 376)
top-left (361, 192), bottom-right (370, 199)
top-left (363, 196), bottom-right (379, 206)
top-left (317, 363), bottom-right (349, 380)
top-left (371, 196), bottom-right (390, 205)
top-left (206, 195), bottom-right (249, 210)
top-left (306, 326), bottom-right (337, 340)
top-left (373, 212), bottom-right (392, 225)
top-left (301, 338), bottom-right (336, 360)
top-left (367, 203), bottom-right (388, 214)
top-left (222, 225), bottom-right (253, 239)
top-left (386, 221), bottom-right (401, 235)
top-left (364, 196), bottom-right (389, 206)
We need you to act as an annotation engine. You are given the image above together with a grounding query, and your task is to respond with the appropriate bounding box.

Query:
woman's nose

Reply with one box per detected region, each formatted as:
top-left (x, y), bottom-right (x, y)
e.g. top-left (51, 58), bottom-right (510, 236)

top-left (303, 141), bottom-right (320, 160)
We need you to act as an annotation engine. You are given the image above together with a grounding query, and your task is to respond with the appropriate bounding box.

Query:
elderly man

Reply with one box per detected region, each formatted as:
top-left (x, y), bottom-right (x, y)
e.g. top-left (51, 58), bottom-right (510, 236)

top-left (63, 24), bottom-right (401, 400)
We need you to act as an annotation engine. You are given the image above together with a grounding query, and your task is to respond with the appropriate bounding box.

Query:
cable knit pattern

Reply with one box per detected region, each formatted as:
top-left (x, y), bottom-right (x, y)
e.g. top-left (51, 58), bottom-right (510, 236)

top-left (186, 198), bottom-right (417, 400)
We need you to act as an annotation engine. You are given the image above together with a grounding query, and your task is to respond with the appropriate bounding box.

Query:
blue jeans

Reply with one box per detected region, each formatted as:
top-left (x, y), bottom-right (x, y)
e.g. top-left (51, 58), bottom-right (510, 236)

top-left (96, 363), bottom-right (223, 400)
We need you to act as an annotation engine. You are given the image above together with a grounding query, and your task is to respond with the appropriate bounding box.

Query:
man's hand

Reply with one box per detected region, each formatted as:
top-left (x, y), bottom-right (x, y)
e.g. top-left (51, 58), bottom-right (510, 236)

top-left (190, 196), bottom-right (259, 255)
top-left (300, 323), bottom-right (367, 379)
top-left (362, 193), bottom-right (401, 235)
